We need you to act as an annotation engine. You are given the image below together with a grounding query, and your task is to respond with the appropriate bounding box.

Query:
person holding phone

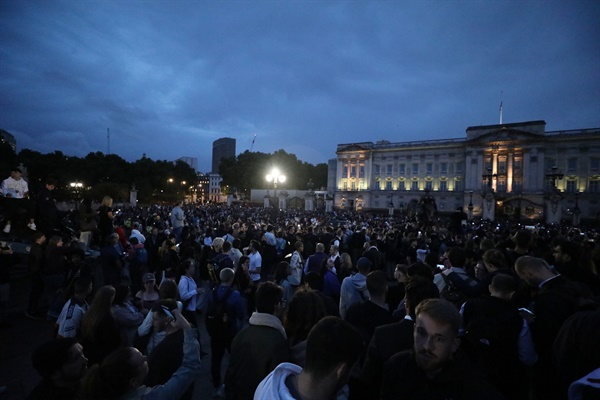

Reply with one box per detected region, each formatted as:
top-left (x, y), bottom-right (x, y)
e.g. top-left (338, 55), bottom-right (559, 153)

top-left (131, 300), bottom-right (197, 400)
top-left (82, 307), bottom-right (201, 400)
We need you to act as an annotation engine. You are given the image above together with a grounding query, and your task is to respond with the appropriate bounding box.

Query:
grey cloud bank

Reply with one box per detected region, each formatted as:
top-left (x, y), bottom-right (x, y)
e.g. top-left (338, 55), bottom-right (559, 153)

top-left (1, 0), bottom-right (599, 172)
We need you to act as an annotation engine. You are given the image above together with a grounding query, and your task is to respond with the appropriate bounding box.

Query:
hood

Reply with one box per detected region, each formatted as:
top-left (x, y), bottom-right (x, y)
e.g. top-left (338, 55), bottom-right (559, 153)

top-left (349, 273), bottom-right (367, 290)
top-left (254, 362), bottom-right (302, 400)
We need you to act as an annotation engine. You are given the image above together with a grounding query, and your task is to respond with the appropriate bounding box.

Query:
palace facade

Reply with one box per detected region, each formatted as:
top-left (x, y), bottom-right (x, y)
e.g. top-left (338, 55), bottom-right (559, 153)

top-left (333, 120), bottom-right (600, 222)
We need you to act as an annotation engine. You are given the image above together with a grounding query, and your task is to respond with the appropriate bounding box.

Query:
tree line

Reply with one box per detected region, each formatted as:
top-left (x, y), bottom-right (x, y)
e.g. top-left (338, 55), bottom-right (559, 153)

top-left (0, 140), bottom-right (327, 203)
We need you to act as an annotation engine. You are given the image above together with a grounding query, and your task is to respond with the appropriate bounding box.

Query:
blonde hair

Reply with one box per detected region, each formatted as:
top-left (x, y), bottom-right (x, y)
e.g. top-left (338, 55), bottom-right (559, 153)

top-left (212, 237), bottom-right (224, 251)
top-left (101, 196), bottom-right (113, 207)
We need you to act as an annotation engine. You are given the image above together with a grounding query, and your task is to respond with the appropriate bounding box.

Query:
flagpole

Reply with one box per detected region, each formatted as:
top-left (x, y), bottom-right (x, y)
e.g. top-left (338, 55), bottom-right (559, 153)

top-left (499, 91), bottom-right (503, 125)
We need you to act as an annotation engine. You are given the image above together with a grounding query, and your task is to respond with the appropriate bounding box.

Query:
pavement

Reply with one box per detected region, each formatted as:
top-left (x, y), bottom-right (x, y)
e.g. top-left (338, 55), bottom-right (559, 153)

top-left (0, 252), bottom-right (226, 400)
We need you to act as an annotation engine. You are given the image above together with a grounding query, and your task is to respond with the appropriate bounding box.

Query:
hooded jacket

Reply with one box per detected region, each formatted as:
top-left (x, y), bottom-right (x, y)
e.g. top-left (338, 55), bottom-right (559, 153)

top-left (339, 273), bottom-right (370, 319)
top-left (254, 362), bottom-right (302, 400)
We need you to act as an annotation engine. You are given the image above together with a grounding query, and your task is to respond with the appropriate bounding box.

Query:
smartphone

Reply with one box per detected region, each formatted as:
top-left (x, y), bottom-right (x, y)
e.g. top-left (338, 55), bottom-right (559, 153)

top-left (161, 306), bottom-right (176, 321)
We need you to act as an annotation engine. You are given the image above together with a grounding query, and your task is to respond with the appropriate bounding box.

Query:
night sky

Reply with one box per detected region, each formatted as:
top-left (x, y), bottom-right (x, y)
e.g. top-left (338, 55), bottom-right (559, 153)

top-left (1, 0), bottom-right (599, 173)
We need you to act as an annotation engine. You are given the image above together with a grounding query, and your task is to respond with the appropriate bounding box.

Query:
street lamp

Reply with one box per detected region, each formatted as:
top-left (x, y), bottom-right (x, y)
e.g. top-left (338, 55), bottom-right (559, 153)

top-left (266, 168), bottom-right (286, 200)
top-left (545, 166), bottom-right (564, 193)
top-left (70, 181), bottom-right (83, 200)
top-left (467, 191), bottom-right (474, 221)
top-left (482, 167), bottom-right (497, 193)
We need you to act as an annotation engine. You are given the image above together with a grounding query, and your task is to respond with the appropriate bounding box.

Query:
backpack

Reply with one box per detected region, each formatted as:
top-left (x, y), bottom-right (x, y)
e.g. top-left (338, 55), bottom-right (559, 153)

top-left (136, 247), bottom-right (148, 265)
top-left (208, 253), bottom-right (234, 282)
top-left (440, 274), bottom-right (468, 309)
top-left (206, 287), bottom-right (234, 337)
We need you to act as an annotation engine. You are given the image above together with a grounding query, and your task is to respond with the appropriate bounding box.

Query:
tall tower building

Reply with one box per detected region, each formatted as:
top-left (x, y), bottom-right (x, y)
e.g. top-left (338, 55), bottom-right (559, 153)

top-left (212, 137), bottom-right (236, 173)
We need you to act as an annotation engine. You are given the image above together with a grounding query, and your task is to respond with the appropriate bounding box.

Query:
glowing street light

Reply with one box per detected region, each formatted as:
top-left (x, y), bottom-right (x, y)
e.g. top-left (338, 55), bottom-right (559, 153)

top-left (266, 168), bottom-right (286, 201)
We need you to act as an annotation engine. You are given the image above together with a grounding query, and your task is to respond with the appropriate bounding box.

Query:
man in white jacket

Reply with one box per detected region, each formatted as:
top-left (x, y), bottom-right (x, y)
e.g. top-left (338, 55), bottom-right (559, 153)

top-left (254, 316), bottom-right (363, 400)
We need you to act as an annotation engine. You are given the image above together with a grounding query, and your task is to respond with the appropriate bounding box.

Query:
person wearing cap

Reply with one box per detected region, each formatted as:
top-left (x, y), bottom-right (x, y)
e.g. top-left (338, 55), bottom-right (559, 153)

top-left (339, 257), bottom-right (372, 319)
top-left (27, 338), bottom-right (88, 400)
top-left (134, 273), bottom-right (160, 315)
top-left (1, 167), bottom-right (36, 233)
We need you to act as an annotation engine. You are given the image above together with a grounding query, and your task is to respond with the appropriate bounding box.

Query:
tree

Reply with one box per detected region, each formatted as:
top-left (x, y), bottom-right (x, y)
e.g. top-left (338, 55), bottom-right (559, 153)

top-left (219, 149), bottom-right (328, 192)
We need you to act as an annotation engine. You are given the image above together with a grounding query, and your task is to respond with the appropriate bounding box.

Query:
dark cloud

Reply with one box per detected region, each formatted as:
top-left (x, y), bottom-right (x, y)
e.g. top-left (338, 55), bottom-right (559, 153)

top-left (1, 0), bottom-right (598, 172)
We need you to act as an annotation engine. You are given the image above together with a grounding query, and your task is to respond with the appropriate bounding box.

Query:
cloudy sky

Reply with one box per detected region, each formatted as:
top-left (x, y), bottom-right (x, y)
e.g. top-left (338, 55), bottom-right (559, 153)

top-left (1, 0), bottom-right (599, 173)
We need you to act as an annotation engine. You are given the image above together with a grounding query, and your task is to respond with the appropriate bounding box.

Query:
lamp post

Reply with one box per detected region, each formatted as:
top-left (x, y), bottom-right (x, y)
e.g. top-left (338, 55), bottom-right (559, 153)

top-left (70, 181), bottom-right (83, 201)
top-left (467, 191), bottom-right (474, 221)
top-left (572, 191), bottom-right (581, 226)
top-left (482, 167), bottom-right (496, 193)
top-left (545, 166), bottom-right (564, 193)
top-left (266, 168), bottom-right (286, 207)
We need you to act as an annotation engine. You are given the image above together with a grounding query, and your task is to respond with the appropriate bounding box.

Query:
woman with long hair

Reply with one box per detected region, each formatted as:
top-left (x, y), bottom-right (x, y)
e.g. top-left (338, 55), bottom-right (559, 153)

top-left (274, 261), bottom-right (294, 307)
top-left (284, 288), bottom-right (327, 367)
top-left (113, 284), bottom-right (144, 347)
top-left (80, 285), bottom-right (120, 365)
top-left (134, 273), bottom-right (160, 316)
top-left (97, 196), bottom-right (115, 241)
top-left (337, 252), bottom-right (355, 284)
top-left (233, 255), bottom-right (254, 319)
top-left (81, 309), bottom-right (201, 400)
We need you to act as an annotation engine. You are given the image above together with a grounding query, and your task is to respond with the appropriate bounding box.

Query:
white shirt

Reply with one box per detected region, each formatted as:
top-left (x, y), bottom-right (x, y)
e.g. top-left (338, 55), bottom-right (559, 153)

top-left (1, 176), bottom-right (29, 198)
top-left (178, 275), bottom-right (199, 311)
top-left (249, 251), bottom-right (262, 282)
top-left (56, 298), bottom-right (88, 338)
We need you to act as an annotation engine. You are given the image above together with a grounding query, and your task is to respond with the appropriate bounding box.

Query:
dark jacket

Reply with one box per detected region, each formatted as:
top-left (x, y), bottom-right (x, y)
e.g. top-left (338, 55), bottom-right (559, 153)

top-left (224, 319), bottom-right (290, 400)
top-left (382, 350), bottom-right (504, 400)
top-left (361, 318), bottom-right (415, 389)
top-left (305, 251), bottom-right (327, 275)
top-left (345, 300), bottom-right (393, 346)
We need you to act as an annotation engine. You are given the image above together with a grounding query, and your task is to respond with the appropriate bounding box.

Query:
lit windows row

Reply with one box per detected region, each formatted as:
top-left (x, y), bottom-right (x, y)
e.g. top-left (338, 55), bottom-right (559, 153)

top-left (372, 162), bottom-right (464, 176)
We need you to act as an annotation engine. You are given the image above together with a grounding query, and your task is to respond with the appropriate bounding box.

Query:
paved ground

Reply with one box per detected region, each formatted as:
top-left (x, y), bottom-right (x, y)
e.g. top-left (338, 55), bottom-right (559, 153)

top-left (0, 254), bottom-right (225, 400)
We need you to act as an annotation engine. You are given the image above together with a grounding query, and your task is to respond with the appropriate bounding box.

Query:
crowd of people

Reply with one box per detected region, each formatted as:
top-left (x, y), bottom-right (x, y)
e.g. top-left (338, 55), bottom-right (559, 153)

top-left (2, 182), bottom-right (600, 399)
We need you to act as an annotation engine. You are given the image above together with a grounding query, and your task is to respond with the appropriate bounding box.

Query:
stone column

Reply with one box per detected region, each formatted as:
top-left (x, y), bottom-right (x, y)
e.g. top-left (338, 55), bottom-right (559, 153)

top-left (545, 193), bottom-right (562, 224)
top-left (507, 152), bottom-right (513, 193)
top-left (278, 191), bottom-right (288, 210)
top-left (492, 153), bottom-right (498, 192)
top-left (305, 191), bottom-right (315, 211)
top-left (482, 192), bottom-right (495, 221)
top-left (129, 187), bottom-right (137, 207)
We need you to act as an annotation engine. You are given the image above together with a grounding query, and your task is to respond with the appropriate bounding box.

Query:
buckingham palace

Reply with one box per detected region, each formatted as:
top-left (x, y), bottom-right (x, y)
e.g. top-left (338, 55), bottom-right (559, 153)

top-left (332, 120), bottom-right (600, 224)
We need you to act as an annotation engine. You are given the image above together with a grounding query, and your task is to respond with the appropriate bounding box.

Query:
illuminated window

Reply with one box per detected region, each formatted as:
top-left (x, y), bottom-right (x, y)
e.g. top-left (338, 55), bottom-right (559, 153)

top-left (399, 164), bottom-right (406, 174)
top-left (412, 163), bottom-right (419, 175)
top-left (359, 165), bottom-right (365, 178)
top-left (398, 181), bottom-right (405, 191)
top-left (566, 180), bottom-right (577, 193)
top-left (426, 163), bottom-right (433, 175)
top-left (350, 166), bottom-right (356, 178)
top-left (387, 165), bottom-right (393, 176)
top-left (589, 179), bottom-right (599, 193)
top-left (411, 180), bottom-right (419, 191)
top-left (439, 180), bottom-right (447, 191)
top-left (425, 180), bottom-right (433, 190)
top-left (385, 180), bottom-right (392, 190)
